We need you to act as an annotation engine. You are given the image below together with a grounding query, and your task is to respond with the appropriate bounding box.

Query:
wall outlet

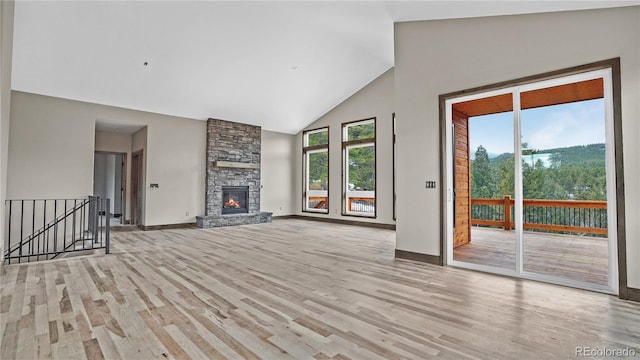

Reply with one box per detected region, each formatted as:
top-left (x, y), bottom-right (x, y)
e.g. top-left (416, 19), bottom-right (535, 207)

top-left (185, 211), bottom-right (190, 216)
top-left (426, 180), bottom-right (436, 189)
top-left (334, 208), bottom-right (338, 214)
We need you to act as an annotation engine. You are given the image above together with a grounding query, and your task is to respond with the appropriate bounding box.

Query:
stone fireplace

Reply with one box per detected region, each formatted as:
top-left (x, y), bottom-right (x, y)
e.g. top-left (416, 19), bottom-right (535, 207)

top-left (196, 119), bottom-right (272, 228)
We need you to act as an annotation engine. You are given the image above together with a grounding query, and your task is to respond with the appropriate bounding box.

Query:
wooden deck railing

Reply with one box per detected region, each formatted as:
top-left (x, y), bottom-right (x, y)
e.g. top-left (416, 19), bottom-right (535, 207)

top-left (307, 195), bottom-right (376, 213)
top-left (348, 197), bottom-right (375, 212)
top-left (308, 196), bottom-right (328, 209)
top-left (471, 196), bottom-right (607, 235)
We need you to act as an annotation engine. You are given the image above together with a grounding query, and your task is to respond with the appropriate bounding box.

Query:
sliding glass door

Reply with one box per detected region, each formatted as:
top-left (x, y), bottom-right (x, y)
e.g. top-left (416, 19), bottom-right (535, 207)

top-left (445, 68), bottom-right (618, 294)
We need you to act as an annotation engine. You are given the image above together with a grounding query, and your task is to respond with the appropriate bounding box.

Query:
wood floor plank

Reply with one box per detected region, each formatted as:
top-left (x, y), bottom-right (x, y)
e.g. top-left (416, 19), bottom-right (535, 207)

top-left (137, 309), bottom-right (188, 360)
top-left (1, 321), bottom-right (19, 360)
top-left (48, 321), bottom-right (58, 344)
top-left (1, 219), bottom-right (639, 359)
top-left (82, 338), bottom-right (104, 360)
top-left (35, 332), bottom-right (52, 359)
top-left (91, 326), bottom-right (122, 360)
top-left (163, 324), bottom-right (211, 360)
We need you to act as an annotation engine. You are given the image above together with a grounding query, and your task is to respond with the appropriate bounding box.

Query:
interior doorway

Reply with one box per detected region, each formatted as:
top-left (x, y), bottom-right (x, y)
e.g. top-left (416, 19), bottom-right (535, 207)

top-left (131, 150), bottom-right (144, 226)
top-left (93, 152), bottom-right (127, 225)
top-left (443, 65), bottom-right (622, 294)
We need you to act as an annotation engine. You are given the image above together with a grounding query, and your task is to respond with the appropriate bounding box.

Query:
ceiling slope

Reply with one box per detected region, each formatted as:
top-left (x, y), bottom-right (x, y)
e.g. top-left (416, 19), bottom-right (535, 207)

top-left (11, 1), bottom-right (638, 134)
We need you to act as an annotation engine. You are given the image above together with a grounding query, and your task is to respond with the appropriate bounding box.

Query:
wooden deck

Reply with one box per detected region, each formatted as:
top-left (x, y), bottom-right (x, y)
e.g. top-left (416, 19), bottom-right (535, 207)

top-left (2, 219), bottom-right (638, 359)
top-left (454, 227), bottom-right (609, 286)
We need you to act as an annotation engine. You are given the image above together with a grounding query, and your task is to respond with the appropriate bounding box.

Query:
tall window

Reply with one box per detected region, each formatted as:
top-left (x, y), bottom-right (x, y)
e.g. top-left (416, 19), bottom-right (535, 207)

top-left (342, 118), bottom-right (375, 217)
top-left (303, 127), bottom-right (329, 213)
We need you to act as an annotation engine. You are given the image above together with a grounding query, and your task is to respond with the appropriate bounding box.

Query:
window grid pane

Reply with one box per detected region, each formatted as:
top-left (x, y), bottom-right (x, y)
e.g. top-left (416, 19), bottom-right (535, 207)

top-left (344, 142), bottom-right (375, 216)
top-left (345, 121), bottom-right (375, 142)
top-left (307, 130), bottom-right (329, 147)
top-left (305, 149), bottom-right (328, 212)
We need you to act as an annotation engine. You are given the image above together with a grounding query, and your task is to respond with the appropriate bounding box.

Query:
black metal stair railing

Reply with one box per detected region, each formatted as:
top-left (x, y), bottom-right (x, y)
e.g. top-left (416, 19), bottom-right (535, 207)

top-left (3, 196), bottom-right (110, 264)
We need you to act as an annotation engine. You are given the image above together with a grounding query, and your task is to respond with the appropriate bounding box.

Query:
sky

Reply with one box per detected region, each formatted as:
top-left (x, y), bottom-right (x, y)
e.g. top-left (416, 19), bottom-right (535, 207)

top-left (468, 98), bottom-right (605, 157)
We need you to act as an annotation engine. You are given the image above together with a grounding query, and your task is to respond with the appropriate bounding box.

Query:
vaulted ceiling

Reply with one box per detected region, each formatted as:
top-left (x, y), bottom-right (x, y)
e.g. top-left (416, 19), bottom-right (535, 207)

top-left (11, 1), bottom-right (637, 134)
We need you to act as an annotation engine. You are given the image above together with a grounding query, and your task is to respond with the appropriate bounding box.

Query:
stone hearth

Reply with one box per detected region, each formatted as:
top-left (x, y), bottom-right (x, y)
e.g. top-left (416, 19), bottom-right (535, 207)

top-left (196, 119), bottom-right (272, 228)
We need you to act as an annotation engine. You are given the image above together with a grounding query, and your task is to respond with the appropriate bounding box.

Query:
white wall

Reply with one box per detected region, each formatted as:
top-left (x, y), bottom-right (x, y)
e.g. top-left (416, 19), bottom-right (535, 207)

top-left (8, 93), bottom-right (95, 198)
top-left (145, 120), bottom-right (206, 225)
top-left (95, 131), bottom-right (132, 153)
top-left (394, 7), bottom-right (640, 288)
top-left (8, 92), bottom-right (206, 226)
top-left (0, 0), bottom-right (15, 262)
top-left (261, 130), bottom-right (296, 216)
top-left (295, 68), bottom-right (395, 225)
top-left (93, 154), bottom-right (107, 199)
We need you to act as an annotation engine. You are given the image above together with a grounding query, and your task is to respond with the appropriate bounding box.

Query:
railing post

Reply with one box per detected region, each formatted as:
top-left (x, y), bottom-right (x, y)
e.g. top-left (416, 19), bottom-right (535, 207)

top-left (105, 198), bottom-right (110, 255)
top-left (53, 200), bottom-right (58, 254)
top-left (19, 200), bottom-right (24, 263)
top-left (6, 201), bottom-right (12, 264)
top-left (89, 196), bottom-right (99, 244)
top-left (503, 195), bottom-right (512, 231)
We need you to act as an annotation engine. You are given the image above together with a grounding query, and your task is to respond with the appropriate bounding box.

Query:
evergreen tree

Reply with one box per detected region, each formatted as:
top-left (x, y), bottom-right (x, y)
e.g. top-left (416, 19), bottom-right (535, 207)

top-left (346, 122), bottom-right (375, 190)
top-left (308, 151), bottom-right (328, 190)
top-left (347, 146), bottom-right (375, 190)
top-left (471, 145), bottom-right (493, 198)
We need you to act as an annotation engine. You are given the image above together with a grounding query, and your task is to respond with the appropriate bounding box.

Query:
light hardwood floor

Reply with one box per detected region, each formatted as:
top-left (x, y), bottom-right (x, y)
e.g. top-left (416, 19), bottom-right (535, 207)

top-left (1, 219), bottom-right (639, 359)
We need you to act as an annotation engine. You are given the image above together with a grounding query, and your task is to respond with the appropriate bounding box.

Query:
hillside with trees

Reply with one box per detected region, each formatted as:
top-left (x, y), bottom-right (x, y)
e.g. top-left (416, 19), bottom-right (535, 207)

top-left (471, 143), bottom-right (607, 201)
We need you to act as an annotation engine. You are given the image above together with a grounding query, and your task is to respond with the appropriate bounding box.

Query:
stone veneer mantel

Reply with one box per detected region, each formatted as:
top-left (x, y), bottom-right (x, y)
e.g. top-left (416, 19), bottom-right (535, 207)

top-left (196, 118), bottom-right (272, 228)
top-left (212, 160), bottom-right (260, 169)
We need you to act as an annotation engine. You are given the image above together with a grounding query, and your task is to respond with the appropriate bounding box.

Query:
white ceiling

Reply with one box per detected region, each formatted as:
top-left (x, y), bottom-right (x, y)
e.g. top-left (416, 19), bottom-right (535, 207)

top-left (11, 1), bottom-right (639, 134)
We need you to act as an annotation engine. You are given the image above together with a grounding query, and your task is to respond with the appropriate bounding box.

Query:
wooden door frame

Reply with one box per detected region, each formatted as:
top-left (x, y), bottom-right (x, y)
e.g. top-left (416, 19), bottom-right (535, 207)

top-left (451, 109), bottom-right (472, 248)
top-left (439, 58), bottom-right (629, 299)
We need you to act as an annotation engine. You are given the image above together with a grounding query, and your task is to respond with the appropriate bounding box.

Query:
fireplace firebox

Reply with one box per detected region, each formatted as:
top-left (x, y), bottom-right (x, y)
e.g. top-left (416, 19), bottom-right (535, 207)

top-left (222, 186), bottom-right (249, 215)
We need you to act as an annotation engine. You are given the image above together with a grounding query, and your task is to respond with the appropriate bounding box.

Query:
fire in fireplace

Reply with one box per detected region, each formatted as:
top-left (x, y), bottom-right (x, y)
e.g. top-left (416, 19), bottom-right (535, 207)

top-left (222, 186), bottom-right (249, 215)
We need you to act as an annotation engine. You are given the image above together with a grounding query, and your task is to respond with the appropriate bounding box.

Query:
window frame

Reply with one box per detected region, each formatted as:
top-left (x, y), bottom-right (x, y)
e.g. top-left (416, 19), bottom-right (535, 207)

top-left (302, 127), bottom-right (329, 214)
top-left (341, 118), bottom-right (376, 218)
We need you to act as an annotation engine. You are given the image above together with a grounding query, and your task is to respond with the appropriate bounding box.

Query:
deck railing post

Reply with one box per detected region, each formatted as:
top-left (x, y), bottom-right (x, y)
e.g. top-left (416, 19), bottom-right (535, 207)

top-left (503, 195), bottom-right (512, 231)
